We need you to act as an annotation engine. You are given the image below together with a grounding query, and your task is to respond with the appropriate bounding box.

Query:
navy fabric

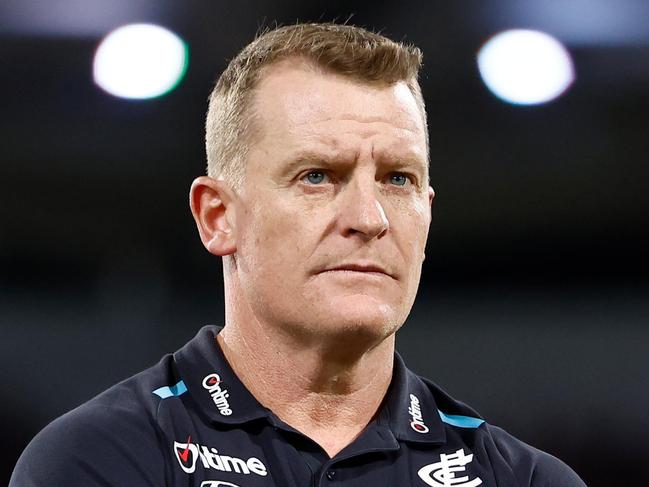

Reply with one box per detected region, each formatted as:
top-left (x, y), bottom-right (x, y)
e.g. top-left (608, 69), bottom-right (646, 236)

top-left (11, 325), bottom-right (586, 486)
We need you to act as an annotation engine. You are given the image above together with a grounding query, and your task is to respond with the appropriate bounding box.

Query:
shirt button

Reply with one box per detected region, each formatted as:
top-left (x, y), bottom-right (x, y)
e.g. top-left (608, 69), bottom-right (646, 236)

top-left (326, 470), bottom-right (336, 481)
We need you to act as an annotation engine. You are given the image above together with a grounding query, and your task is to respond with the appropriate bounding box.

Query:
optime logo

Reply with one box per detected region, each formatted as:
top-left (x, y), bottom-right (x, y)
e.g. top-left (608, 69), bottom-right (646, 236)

top-left (202, 373), bottom-right (233, 416)
top-left (408, 393), bottom-right (429, 433)
top-left (174, 438), bottom-right (267, 476)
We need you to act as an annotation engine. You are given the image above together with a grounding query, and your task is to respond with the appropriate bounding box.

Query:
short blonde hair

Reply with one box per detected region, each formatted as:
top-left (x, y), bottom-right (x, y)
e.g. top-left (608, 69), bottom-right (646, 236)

top-left (205, 22), bottom-right (427, 189)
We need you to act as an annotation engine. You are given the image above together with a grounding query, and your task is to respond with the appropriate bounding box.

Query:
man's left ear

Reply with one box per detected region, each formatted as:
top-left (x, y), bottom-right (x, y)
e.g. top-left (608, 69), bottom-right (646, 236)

top-left (189, 176), bottom-right (238, 256)
top-left (423, 186), bottom-right (435, 262)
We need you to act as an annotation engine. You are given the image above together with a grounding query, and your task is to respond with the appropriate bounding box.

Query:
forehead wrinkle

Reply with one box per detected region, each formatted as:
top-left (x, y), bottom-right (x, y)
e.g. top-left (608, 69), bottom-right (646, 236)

top-left (308, 116), bottom-right (422, 138)
top-left (285, 120), bottom-right (423, 163)
top-left (282, 129), bottom-right (427, 169)
top-left (280, 147), bottom-right (359, 172)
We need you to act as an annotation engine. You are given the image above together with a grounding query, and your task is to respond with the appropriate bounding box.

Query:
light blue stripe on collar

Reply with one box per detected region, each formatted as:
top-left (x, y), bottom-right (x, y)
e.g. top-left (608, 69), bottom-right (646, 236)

top-left (152, 380), bottom-right (188, 399)
top-left (438, 410), bottom-right (485, 428)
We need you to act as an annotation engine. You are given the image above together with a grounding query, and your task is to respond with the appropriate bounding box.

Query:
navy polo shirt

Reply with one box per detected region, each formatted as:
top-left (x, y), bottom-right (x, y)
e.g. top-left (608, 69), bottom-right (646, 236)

top-left (11, 325), bottom-right (586, 486)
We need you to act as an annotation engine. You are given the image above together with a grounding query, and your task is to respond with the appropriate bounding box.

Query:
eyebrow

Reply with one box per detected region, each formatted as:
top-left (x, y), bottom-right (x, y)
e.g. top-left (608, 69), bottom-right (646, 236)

top-left (279, 149), bottom-right (428, 178)
top-left (377, 153), bottom-right (429, 175)
top-left (276, 150), bottom-right (348, 176)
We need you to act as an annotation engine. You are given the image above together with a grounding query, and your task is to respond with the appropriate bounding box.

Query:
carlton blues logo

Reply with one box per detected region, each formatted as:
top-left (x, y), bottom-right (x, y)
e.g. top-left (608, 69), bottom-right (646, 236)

top-left (418, 448), bottom-right (482, 487)
top-left (202, 373), bottom-right (233, 415)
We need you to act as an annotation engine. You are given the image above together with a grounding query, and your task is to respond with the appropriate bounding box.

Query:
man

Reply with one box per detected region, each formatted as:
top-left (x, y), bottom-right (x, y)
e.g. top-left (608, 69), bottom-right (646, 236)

top-left (11, 23), bottom-right (586, 486)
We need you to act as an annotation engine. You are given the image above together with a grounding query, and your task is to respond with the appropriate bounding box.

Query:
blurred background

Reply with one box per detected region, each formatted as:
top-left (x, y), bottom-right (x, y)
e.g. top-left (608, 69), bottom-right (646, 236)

top-left (1, 1), bottom-right (648, 485)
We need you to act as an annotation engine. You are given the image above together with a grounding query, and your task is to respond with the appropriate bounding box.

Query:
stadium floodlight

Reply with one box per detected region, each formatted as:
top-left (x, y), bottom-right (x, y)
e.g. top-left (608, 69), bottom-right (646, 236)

top-left (93, 23), bottom-right (188, 100)
top-left (477, 29), bottom-right (575, 105)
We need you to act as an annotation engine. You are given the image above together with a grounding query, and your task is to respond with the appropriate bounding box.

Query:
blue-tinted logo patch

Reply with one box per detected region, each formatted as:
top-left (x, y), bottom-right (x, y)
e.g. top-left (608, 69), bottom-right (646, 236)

top-left (153, 380), bottom-right (188, 399)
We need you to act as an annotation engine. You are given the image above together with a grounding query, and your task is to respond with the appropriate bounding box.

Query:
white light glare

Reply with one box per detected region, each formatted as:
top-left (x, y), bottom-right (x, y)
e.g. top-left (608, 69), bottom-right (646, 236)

top-left (477, 29), bottom-right (575, 105)
top-left (93, 23), bottom-right (188, 100)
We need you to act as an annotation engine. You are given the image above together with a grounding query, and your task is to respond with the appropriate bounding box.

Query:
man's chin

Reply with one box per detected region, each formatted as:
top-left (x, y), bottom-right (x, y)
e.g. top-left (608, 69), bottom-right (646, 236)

top-left (309, 300), bottom-right (404, 341)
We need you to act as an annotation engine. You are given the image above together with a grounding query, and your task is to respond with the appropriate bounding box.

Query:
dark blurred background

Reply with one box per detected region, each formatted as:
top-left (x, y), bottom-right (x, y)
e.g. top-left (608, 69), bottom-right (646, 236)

top-left (2, 1), bottom-right (648, 486)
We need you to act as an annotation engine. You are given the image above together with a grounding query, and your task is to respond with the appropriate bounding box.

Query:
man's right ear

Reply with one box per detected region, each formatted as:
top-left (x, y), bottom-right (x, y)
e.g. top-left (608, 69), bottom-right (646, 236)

top-left (189, 176), bottom-right (237, 256)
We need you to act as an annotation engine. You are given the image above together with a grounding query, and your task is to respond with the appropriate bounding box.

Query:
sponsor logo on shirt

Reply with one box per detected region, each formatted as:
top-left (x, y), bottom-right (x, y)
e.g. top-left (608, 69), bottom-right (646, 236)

top-left (202, 373), bottom-right (233, 416)
top-left (174, 437), bottom-right (268, 476)
top-left (418, 448), bottom-right (482, 487)
top-left (408, 393), bottom-right (429, 433)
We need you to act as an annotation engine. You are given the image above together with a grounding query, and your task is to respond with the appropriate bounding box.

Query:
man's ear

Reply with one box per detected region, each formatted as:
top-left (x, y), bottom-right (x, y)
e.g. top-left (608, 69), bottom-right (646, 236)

top-left (189, 176), bottom-right (237, 256)
top-left (423, 186), bottom-right (435, 262)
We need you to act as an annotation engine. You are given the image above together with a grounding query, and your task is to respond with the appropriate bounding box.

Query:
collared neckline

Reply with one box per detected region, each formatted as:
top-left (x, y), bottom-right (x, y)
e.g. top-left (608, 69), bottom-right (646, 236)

top-left (173, 325), bottom-right (272, 425)
top-left (173, 325), bottom-right (447, 445)
top-left (379, 352), bottom-right (447, 444)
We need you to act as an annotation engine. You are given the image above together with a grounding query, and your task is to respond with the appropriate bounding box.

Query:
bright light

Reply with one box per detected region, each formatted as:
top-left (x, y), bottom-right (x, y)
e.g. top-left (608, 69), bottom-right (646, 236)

top-left (477, 29), bottom-right (575, 105)
top-left (93, 23), bottom-right (188, 100)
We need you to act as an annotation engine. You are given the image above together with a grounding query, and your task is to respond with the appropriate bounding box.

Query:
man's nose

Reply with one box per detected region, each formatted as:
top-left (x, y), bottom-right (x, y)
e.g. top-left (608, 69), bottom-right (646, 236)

top-left (338, 177), bottom-right (389, 240)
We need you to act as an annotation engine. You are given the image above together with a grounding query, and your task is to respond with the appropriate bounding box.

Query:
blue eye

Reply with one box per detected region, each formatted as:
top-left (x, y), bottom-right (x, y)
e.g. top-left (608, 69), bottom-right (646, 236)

top-left (389, 173), bottom-right (409, 186)
top-left (304, 171), bottom-right (327, 184)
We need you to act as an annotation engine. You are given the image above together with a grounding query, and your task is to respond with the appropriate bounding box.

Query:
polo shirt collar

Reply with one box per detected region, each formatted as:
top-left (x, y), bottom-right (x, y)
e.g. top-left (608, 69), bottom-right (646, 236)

top-left (174, 325), bottom-right (446, 445)
top-left (380, 352), bottom-right (447, 444)
top-left (173, 325), bottom-right (271, 425)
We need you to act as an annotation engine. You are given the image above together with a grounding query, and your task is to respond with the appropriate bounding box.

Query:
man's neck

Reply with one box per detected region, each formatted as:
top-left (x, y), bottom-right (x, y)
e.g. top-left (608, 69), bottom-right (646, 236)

top-left (216, 320), bottom-right (395, 458)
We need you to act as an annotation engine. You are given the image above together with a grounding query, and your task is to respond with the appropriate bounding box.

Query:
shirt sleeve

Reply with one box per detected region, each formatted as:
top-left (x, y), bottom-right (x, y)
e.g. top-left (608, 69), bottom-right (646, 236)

top-left (528, 448), bottom-right (588, 487)
top-left (487, 424), bottom-right (587, 487)
top-left (10, 400), bottom-right (167, 487)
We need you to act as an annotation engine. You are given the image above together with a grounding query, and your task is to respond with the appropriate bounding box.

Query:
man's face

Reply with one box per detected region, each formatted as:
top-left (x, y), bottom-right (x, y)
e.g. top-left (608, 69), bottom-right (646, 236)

top-left (231, 59), bottom-right (433, 345)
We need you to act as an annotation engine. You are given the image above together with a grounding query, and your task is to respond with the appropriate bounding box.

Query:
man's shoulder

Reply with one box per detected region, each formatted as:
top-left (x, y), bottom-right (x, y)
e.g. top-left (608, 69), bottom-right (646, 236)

top-left (51, 351), bottom-right (178, 428)
top-left (415, 374), bottom-right (586, 486)
top-left (481, 423), bottom-right (587, 487)
top-left (10, 354), bottom-right (177, 486)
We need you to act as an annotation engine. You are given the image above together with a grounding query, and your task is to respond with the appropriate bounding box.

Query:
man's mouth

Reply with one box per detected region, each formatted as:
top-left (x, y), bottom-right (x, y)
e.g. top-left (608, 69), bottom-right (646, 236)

top-left (320, 262), bottom-right (395, 279)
